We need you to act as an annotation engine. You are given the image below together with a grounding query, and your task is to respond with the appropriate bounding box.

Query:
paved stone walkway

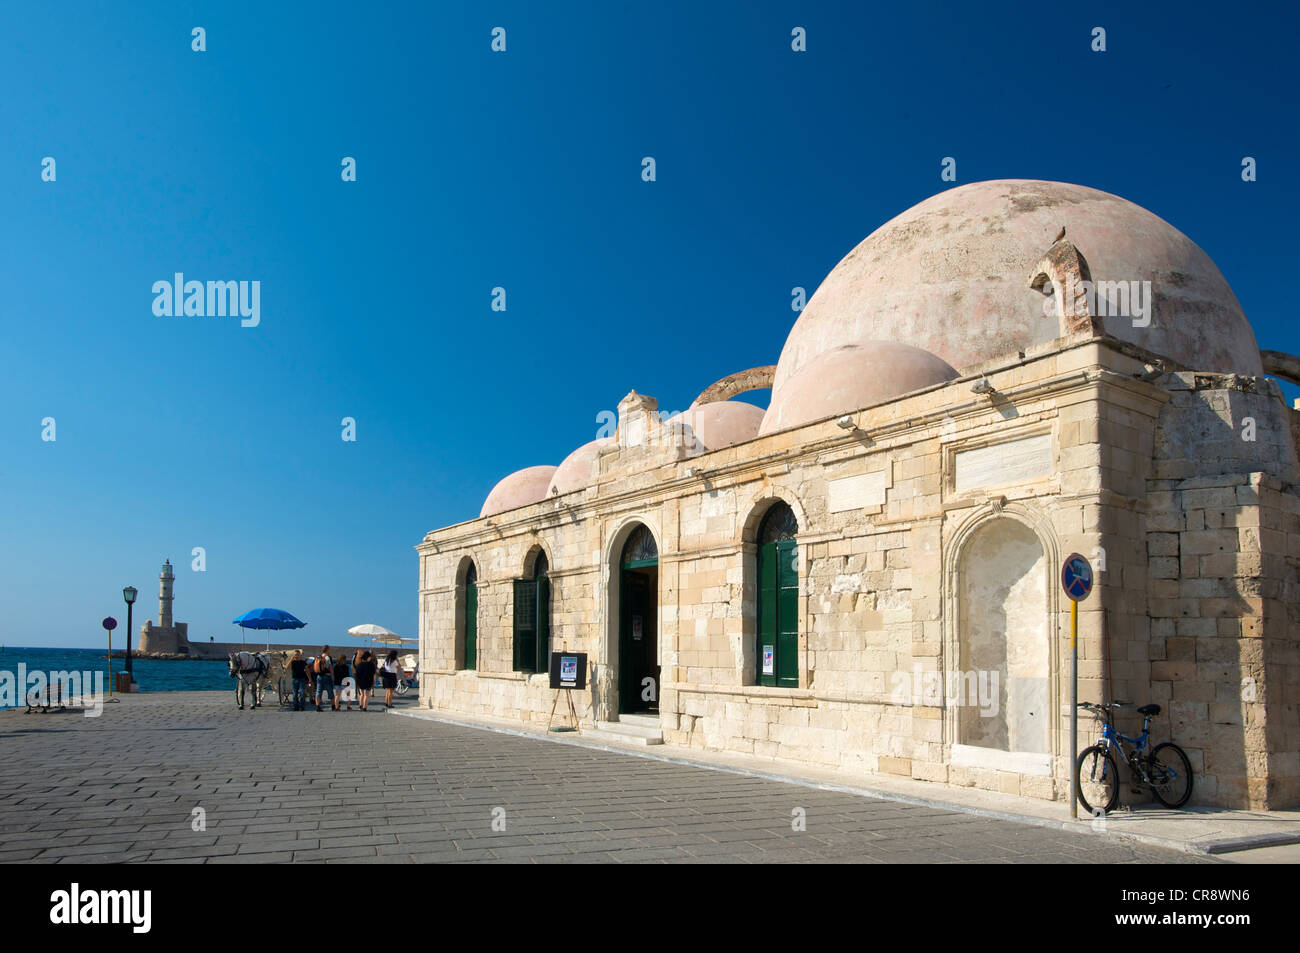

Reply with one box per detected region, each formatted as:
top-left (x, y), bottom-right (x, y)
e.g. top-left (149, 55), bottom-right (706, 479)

top-left (0, 692), bottom-right (1213, 864)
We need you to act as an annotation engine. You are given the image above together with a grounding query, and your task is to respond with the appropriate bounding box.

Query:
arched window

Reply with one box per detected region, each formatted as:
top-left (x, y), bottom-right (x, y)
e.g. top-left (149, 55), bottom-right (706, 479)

top-left (622, 525), bottom-right (658, 567)
top-left (462, 562), bottom-right (478, 671)
top-left (756, 502), bottom-right (798, 687)
top-left (513, 550), bottom-right (550, 674)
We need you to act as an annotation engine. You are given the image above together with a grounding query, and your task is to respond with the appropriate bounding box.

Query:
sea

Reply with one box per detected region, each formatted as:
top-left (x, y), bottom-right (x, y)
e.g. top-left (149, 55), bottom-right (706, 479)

top-left (0, 646), bottom-right (231, 709)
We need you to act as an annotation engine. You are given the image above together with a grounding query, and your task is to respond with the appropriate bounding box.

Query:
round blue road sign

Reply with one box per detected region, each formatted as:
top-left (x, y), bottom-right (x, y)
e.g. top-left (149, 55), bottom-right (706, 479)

top-left (102, 616), bottom-right (117, 631)
top-left (1061, 554), bottom-right (1093, 602)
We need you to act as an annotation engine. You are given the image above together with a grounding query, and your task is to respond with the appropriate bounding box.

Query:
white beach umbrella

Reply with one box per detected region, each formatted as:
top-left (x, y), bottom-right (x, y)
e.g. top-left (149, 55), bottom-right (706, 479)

top-left (346, 623), bottom-right (415, 655)
top-left (347, 624), bottom-right (398, 639)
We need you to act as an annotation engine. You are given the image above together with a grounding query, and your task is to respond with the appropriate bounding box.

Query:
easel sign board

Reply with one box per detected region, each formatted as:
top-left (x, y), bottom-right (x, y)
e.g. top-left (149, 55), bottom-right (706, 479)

top-left (549, 652), bottom-right (587, 690)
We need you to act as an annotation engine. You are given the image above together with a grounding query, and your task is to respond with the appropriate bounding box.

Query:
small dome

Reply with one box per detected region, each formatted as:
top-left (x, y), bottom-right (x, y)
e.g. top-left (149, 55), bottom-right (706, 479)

top-left (547, 438), bottom-right (615, 497)
top-left (666, 401), bottom-right (765, 452)
top-left (480, 465), bottom-right (557, 518)
top-left (760, 340), bottom-right (958, 435)
top-left (775, 179), bottom-right (1261, 387)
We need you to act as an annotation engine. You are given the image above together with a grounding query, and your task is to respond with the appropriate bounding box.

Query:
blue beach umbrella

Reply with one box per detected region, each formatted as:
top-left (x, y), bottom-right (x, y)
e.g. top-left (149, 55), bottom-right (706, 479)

top-left (232, 608), bottom-right (307, 651)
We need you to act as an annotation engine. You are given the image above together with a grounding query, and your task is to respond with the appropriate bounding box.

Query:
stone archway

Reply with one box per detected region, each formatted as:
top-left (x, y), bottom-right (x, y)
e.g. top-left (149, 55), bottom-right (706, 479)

top-left (601, 516), bottom-right (663, 721)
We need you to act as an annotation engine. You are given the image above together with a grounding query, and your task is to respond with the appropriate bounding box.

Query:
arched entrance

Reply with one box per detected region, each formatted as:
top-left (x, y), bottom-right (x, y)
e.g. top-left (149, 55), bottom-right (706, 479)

top-left (618, 524), bottom-right (659, 714)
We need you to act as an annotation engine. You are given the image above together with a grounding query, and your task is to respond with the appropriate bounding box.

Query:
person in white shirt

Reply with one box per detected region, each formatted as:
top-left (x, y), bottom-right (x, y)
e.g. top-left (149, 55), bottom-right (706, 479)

top-left (380, 651), bottom-right (401, 709)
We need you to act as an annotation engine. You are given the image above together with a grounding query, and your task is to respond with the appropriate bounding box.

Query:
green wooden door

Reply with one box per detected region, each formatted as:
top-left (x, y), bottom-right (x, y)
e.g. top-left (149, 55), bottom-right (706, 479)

top-left (758, 538), bottom-right (798, 687)
top-left (758, 539), bottom-right (778, 687)
top-left (464, 581), bottom-right (477, 670)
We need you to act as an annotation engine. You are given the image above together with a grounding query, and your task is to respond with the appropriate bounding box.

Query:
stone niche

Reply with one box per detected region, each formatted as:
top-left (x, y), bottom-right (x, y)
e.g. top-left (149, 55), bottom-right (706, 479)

top-left (956, 518), bottom-right (1050, 761)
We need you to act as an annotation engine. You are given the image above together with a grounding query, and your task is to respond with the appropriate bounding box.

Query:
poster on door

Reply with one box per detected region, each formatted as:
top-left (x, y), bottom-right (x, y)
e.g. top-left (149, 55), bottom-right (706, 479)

top-left (762, 646), bottom-right (774, 675)
top-left (632, 615), bottom-right (643, 641)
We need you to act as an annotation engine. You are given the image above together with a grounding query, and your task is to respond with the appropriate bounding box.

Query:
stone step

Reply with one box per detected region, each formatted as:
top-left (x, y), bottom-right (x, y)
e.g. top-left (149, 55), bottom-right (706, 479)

top-left (616, 713), bottom-right (662, 730)
top-left (587, 720), bottom-right (663, 745)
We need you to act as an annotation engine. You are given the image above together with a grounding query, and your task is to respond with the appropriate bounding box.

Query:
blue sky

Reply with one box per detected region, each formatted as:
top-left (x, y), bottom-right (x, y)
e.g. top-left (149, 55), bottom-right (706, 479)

top-left (3, 1), bottom-right (1296, 648)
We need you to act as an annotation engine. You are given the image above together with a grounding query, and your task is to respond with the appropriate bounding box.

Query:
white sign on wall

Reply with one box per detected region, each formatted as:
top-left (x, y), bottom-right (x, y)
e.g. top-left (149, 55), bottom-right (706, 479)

top-left (953, 434), bottom-right (1052, 493)
top-left (828, 471), bottom-right (887, 512)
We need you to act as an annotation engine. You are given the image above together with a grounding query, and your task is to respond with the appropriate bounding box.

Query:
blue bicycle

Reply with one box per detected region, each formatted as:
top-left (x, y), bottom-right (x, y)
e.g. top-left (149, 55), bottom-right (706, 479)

top-left (1076, 701), bottom-right (1193, 813)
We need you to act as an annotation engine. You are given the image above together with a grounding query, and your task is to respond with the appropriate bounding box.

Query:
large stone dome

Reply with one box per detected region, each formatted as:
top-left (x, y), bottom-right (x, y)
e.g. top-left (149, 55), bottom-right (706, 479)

top-left (774, 179), bottom-right (1261, 393)
top-left (480, 465), bottom-right (557, 518)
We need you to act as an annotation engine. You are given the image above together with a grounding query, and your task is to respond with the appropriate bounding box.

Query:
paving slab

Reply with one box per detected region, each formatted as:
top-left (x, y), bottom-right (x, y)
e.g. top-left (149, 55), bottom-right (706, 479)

top-left (391, 704), bottom-right (1300, 857)
top-left (0, 691), bottom-right (1233, 863)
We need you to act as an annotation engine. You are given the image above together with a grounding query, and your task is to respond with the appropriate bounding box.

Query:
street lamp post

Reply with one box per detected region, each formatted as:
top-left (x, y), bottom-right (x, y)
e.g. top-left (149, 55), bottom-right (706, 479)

top-left (123, 586), bottom-right (138, 680)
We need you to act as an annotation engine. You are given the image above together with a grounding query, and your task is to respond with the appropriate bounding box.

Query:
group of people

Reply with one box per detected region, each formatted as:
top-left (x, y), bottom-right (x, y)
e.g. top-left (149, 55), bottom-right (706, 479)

top-left (287, 646), bottom-right (404, 712)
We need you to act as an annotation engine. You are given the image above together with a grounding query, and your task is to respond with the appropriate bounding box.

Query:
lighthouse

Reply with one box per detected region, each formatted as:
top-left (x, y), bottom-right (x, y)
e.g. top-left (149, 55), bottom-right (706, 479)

top-left (159, 559), bottom-right (175, 628)
top-left (138, 558), bottom-right (191, 655)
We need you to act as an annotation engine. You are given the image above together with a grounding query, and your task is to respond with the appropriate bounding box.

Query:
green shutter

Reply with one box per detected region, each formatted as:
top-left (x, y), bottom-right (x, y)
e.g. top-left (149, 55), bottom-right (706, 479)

top-left (513, 579), bottom-right (536, 672)
top-left (776, 539), bottom-right (798, 687)
top-left (464, 582), bottom-right (477, 670)
top-left (758, 540), bottom-right (779, 687)
top-left (536, 575), bottom-right (551, 674)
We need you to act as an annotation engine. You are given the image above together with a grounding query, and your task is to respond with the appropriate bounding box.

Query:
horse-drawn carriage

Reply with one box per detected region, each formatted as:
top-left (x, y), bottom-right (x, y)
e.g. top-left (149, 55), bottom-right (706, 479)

top-left (227, 650), bottom-right (277, 709)
top-left (266, 651), bottom-right (298, 707)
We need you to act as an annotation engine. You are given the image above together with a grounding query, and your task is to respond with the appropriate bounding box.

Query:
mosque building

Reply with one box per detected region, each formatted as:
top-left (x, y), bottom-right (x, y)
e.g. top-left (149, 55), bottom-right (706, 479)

top-left (416, 179), bottom-right (1300, 810)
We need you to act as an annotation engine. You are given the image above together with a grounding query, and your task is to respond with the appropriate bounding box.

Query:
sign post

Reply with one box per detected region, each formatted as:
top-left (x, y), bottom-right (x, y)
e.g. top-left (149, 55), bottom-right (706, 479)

top-left (547, 649), bottom-right (587, 732)
top-left (102, 617), bottom-right (117, 698)
top-left (1060, 554), bottom-right (1094, 819)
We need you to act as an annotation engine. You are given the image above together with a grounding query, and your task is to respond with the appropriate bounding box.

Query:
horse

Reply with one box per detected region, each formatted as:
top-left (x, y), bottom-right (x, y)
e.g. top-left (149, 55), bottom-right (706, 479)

top-left (228, 651), bottom-right (270, 710)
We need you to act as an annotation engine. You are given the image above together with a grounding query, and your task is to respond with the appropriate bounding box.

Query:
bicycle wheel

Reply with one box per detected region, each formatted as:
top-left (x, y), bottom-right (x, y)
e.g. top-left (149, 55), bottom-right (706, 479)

top-left (1148, 742), bottom-right (1193, 808)
top-left (1076, 745), bottom-right (1119, 815)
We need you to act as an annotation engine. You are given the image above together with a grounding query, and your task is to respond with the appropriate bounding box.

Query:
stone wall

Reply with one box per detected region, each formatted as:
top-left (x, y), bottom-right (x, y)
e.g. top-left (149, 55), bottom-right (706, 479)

top-left (138, 622), bottom-right (188, 655)
top-left (137, 622), bottom-right (321, 661)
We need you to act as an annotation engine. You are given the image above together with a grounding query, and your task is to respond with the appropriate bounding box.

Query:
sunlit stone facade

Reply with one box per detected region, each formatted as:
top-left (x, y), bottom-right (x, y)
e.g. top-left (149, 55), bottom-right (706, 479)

top-left (417, 181), bottom-right (1300, 811)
